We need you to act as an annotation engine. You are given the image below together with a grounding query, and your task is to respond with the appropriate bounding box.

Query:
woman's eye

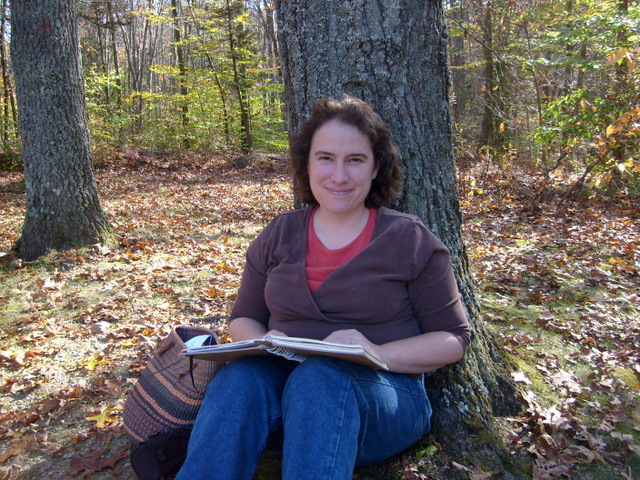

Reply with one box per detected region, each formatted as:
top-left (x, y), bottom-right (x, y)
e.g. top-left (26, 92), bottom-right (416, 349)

top-left (348, 157), bottom-right (364, 163)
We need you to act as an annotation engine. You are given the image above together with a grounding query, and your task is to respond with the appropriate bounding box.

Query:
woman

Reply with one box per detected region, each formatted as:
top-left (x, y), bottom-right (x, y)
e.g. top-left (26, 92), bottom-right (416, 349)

top-left (176, 96), bottom-right (471, 480)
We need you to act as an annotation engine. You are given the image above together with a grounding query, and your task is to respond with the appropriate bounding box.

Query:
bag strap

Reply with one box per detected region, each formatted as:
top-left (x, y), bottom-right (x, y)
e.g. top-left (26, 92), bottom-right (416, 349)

top-left (187, 328), bottom-right (218, 393)
top-left (188, 356), bottom-right (198, 391)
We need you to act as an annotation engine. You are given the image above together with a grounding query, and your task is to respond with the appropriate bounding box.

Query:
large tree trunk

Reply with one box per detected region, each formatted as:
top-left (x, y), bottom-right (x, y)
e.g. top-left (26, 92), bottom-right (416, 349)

top-left (10, 0), bottom-right (114, 262)
top-left (276, 0), bottom-right (528, 476)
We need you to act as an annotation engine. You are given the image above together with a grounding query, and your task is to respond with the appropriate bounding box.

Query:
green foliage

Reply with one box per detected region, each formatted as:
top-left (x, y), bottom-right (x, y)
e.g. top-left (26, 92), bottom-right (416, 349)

top-left (447, 0), bottom-right (640, 196)
top-left (249, 80), bottom-right (287, 151)
top-left (80, 0), bottom-right (286, 155)
top-left (0, 141), bottom-right (22, 171)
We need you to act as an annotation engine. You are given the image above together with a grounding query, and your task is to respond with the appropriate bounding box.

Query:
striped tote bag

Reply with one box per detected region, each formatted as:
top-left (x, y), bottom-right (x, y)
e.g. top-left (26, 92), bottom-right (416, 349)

top-left (123, 325), bottom-right (222, 443)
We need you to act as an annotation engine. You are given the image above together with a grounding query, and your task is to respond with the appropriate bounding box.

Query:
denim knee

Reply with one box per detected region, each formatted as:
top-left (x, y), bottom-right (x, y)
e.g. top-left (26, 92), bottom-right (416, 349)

top-left (282, 356), bottom-right (432, 469)
top-left (286, 355), bottom-right (367, 384)
top-left (177, 357), bottom-right (295, 480)
top-left (280, 357), bottom-right (362, 480)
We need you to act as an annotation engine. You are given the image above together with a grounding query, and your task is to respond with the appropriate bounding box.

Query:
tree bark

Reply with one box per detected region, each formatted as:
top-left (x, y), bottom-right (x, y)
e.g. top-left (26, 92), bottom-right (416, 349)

top-left (448, 0), bottom-right (469, 124)
top-left (171, 0), bottom-right (191, 148)
top-left (107, 0), bottom-right (122, 109)
top-left (480, 2), bottom-right (495, 149)
top-left (10, 0), bottom-right (114, 261)
top-left (612, 0), bottom-right (629, 165)
top-left (0, 0), bottom-right (16, 141)
top-left (224, 0), bottom-right (254, 153)
top-left (276, 0), bottom-right (528, 476)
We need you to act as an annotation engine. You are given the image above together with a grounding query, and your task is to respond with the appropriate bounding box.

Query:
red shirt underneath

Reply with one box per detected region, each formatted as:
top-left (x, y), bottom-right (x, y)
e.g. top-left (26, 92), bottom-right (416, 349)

top-left (306, 208), bottom-right (378, 293)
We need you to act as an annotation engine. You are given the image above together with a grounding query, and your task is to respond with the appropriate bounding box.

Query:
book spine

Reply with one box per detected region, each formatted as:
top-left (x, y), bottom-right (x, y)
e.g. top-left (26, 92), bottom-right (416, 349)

top-left (266, 346), bottom-right (307, 363)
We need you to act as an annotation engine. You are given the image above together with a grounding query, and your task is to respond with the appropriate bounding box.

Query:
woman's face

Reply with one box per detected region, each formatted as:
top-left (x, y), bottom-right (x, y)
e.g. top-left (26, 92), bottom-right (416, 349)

top-left (307, 119), bottom-right (378, 219)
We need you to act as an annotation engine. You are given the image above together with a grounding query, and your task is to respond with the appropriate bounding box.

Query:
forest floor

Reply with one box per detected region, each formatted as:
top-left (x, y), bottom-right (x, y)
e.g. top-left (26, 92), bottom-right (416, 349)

top-left (0, 152), bottom-right (639, 480)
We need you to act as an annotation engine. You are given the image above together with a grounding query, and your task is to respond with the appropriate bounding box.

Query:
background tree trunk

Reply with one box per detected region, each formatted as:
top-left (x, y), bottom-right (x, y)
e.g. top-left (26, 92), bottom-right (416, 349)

top-left (276, 0), bottom-right (528, 475)
top-left (10, 0), bottom-right (114, 261)
top-left (171, 0), bottom-right (191, 148)
top-left (448, 0), bottom-right (470, 125)
top-left (224, 0), bottom-right (254, 153)
top-left (0, 0), bottom-right (16, 142)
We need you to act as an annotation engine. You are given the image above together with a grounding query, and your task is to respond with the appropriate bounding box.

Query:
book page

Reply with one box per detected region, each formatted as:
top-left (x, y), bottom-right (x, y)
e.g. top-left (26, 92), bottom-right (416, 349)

top-left (182, 334), bottom-right (388, 370)
top-left (265, 335), bottom-right (387, 370)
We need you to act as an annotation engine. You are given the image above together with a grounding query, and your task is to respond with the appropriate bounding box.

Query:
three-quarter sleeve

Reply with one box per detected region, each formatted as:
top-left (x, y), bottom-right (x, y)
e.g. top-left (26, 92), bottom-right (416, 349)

top-left (229, 224), bottom-right (273, 327)
top-left (407, 223), bottom-right (471, 351)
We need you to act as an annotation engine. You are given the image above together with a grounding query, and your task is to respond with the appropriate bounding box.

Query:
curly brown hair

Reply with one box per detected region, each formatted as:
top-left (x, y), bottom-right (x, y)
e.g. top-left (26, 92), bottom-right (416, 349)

top-left (289, 95), bottom-right (403, 208)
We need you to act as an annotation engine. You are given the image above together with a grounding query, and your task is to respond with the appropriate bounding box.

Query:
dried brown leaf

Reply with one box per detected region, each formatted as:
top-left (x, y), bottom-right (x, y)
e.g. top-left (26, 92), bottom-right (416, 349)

top-left (0, 439), bottom-right (28, 464)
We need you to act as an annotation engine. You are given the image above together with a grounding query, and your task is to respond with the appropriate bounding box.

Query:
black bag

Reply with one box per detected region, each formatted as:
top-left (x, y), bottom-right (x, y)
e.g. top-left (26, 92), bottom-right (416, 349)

top-left (124, 326), bottom-right (223, 479)
top-left (129, 428), bottom-right (191, 480)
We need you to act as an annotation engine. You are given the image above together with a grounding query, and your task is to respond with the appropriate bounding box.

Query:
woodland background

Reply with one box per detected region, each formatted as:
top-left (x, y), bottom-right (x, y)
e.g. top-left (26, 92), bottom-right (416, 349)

top-left (0, 0), bottom-right (639, 479)
top-left (0, 0), bottom-right (637, 194)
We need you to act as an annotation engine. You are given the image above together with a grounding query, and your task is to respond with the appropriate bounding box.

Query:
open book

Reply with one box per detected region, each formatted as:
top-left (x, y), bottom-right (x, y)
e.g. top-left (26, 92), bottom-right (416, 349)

top-left (181, 333), bottom-right (388, 370)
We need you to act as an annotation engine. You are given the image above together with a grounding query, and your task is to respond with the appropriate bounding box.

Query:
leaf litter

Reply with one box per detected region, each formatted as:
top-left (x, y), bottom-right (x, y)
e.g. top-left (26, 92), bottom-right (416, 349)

top-left (462, 170), bottom-right (640, 479)
top-left (0, 154), bottom-right (638, 479)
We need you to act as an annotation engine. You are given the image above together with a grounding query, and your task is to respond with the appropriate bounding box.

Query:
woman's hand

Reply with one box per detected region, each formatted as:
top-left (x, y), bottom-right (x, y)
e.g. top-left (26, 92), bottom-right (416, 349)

top-left (324, 329), bottom-right (465, 374)
top-left (265, 329), bottom-right (288, 338)
top-left (323, 329), bottom-right (372, 347)
top-left (323, 329), bottom-right (387, 361)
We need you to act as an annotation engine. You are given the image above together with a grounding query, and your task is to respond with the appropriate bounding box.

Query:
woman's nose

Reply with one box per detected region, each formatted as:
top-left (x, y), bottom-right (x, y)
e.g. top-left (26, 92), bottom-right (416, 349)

top-left (331, 162), bottom-right (348, 183)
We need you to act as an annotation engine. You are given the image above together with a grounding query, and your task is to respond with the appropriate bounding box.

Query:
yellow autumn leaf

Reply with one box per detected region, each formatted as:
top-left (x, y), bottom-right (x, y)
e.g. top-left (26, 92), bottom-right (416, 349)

top-left (606, 49), bottom-right (626, 66)
top-left (141, 327), bottom-right (157, 336)
top-left (606, 124), bottom-right (616, 137)
top-left (87, 406), bottom-right (118, 428)
top-left (206, 286), bottom-right (224, 298)
top-left (499, 123), bottom-right (505, 133)
top-left (80, 353), bottom-right (112, 372)
top-left (119, 338), bottom-right (138, 348)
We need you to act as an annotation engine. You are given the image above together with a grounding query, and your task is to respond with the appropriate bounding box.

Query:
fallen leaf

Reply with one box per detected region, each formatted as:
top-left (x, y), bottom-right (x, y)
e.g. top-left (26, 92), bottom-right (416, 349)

top-left (402, 468), bottom-right (426, 479)
top-left (79, 353), bottom-right (112, 372)
top-left (38, 396), bottom-right (61, 415)
top-left (0, 439), bottom-right (28, 464)
top-left (512, 370), bottom-right (532, 384)
top-left (70, 448), bottom-right (107, 477)
top-left (86, 405), bottom-right (118, 429)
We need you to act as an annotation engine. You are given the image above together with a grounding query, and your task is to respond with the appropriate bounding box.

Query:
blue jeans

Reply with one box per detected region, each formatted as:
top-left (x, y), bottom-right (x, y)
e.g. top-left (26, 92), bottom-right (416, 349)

top-left (176, 355), bottom-right (432, 480)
